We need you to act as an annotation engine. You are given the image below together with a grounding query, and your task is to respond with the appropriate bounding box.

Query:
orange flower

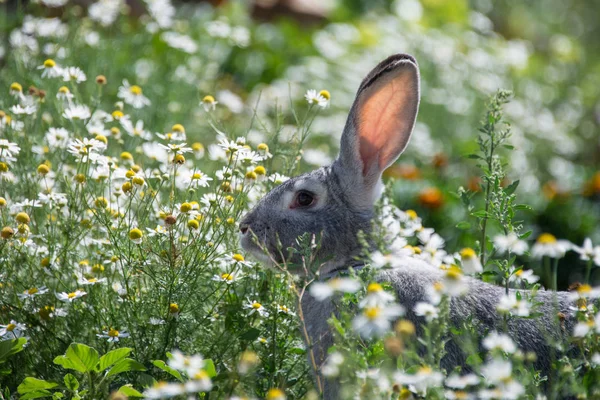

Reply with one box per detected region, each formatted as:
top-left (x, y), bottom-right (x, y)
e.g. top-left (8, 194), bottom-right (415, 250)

top-left (418, 187), bottom-right (444, 209)
top-left (542, 181), bottom-right (570, 201)
top-left (383, 164), bottom-right (421, 180)
top-left (432, 153), bottom-right (448, 169)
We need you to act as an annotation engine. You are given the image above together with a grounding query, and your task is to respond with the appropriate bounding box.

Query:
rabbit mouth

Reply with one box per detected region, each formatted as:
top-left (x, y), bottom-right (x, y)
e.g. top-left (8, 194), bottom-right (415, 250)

top-left (239, 230), bottom-right (280, 264)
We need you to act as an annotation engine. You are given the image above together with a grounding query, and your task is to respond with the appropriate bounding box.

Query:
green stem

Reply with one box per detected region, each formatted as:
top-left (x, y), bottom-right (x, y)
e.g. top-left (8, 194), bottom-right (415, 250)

top-left (584, 259), bottom-right (593, 285)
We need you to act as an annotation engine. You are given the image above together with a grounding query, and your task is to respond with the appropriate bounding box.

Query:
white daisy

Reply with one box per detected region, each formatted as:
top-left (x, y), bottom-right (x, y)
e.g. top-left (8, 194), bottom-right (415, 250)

top-left (493, 232), bottom-right (528, 255)
top-left (531, 233), bottom-right (571, 259)
top-left (62, 66), bottom-right (87, 83)
top-left (97, 328), bottom-right (130, 342)
top-left (118, 80), bottom-right (151, 109)
top-left (56, 290), bottom-right (87, 302)
top-left (352, 304), bottom-right (404, 339)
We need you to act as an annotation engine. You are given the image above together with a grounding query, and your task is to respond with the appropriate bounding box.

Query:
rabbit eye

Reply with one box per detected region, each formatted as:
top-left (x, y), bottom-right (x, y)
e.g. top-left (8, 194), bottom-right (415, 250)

top-left (291, 190), bottom-right (315, 209)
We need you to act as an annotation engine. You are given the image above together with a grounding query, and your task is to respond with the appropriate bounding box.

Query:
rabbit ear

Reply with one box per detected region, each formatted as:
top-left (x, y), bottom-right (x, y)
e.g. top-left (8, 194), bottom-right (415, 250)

top-left (334, 54), bottom-right (420, 209)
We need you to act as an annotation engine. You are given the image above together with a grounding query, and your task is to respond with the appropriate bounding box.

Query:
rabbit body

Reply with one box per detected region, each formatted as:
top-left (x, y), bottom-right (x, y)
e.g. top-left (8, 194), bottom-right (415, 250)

top-left (239, 54), bottom-right (575, 399)
top-left (302, 259), bottom-right (574, 399)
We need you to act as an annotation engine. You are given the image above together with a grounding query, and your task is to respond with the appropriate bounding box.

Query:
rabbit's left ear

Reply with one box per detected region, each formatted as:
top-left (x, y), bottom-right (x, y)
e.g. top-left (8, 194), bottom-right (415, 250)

top-left (334, 54), bottom-right (420, 209)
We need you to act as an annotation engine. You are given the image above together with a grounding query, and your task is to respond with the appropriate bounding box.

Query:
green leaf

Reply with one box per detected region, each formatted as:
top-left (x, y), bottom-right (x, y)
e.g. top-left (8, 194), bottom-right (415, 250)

top-left (503, 180), bottom-right (519, 195)
top-left (54, 344), bottom-right (99, 373)
top-left (203, 359), bottom-right (216, 378)
top-left (52, 393), bottom-right (65, 399)
top-left (98, 348), bottom-right (132, 371)
top-left (152, 360), bottom-right (183, 382)
top-left (20, 390), bottom-right (54, 400)
top-left (519, 230), bottom-right (533, 239)
top-left (471, 210), bottom-right (488, 218)
top-left (514, 204), bottom-right (532, 211)
top-left (105, 358), bottom-right (146, 378)
top-left (18, 378), bottom-right (58, 394)
top-left (239, 328), bottom-right (260, 341)
top-left (467, 154), bottom-right (482, 160)
top-left (118, 385), bottom-right (144, 397)
top-left (455, 221), bottom-right (471, 230)
top-left (288, 347), bottom-right (306, 355)
top-left (0, 337), bottom-right (27, 363)
top-left (63, 374), bottom-right (79, 391)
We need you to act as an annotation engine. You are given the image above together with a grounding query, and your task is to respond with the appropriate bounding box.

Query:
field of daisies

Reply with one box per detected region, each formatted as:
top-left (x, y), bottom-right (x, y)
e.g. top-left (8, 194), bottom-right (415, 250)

top-left (1, 0), bottom-right (600, 398)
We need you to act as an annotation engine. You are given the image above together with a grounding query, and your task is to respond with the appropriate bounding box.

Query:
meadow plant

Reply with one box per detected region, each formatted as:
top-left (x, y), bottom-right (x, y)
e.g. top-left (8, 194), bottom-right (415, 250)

top-left (1, 1), bottom-right (600, 399)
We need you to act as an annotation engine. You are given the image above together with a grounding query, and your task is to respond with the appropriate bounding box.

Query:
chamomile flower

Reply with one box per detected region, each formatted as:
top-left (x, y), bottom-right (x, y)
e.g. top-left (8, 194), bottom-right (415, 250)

top-left (56, 290), bottom-right (87, 302)
top-left (304, 89), bottom-right (328, 108)
top-left (77, 275), bottom-right (107, 285)
top-left (531, 233), bottom-right (571, 259)
top-left (0, 139), bottom-right (21, 158)
top-left (37, 59), bottom-right (63, 78)
top-left (168, 350), bottom-right (205, 377)
top-left (228, 253), bottom-right (251, 267)
top-left (568, 284), bottom-right (600, 301)
top-left (159, 143), bottom-right (192, 154)
top-left (268, 173), bottom-right (289, 185)
top-left (483, 331), bottom-right (517, 353)
top-left (414, 302), bottom-right (439, 322)
top-left (212, 272), bottom-right (238, 284)
top-left (573, 238), bottom-right (600, 266)
top-left (244, 299), bottom-right (269, 317)
top-left (496, 292), bottom-right (530, 317)
top-left (277, 304), bottom-right (295, 315)
top-left (508, 266), bottom-right (539, 285)
top-left (0, 320), bottom-right (27, 339)
top-left (572, 314), bottom-right (600, 337)
top-left (352, 303), bottom-right (404, 338)
top-left (63, 104), bottom-right (91, 120)
top-left (493, 232), bottom-right (528, 255)
top-left (309, 277), bottom-right (361, 301)
top-left (143, 381), bottom-right (185, 399)
top-left (393, 366), bottom-right (444, 393)
top-left (121, 118), bottom-right (153, 140)
top-left (97, 327), bottom-right (130, 342)
top-left (440, 266), bottom-right (469, 296)
top-left (460, 248), bottom-right (483, 274)
top-left (118, 80), bottom-right (151, 108)
top-left (62, 66), bottom-right (87, 83)
top-left (188, 170), bottom-right (212, 188)
top-left (18, 286), bottom-right (49, 299)
top-left (201, 95), bottom-right (218, 111)
top-left (10, 104), bottom-right (37, 115)
top-left (445, 373), bottom-right (480, 389)
top-left (359, 282), bottom-right (396, 307)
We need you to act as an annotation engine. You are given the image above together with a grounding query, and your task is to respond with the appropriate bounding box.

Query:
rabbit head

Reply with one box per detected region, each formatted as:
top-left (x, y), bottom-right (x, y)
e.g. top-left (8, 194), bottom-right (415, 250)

top-left (240, 54), bottom-right (420, 274)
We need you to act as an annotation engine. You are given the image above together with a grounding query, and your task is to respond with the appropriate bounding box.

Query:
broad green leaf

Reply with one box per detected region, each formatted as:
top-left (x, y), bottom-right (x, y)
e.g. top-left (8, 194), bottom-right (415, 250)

top-left (152, 360), bottom-right (183, 382)
top-left (204, 359), bottom-right (216, 378)
top-left (105, 358), bottom-right (146, 378)
top-left (455, 221), bottom-right (471, 230)
top-left (0, 337), bottom-right (27, 363)
top-left (54, 344), bottom-right (99, 373)
top-left (20, 390), bottom-right (54, 400)
top-left (63, 374), bottom-right (79, 391)
top-left (18, 378), bottom-right (58, 394)
top-left (98, 348), bottom-right (132, 371)
top-left (503, 179), bottom-right (519, 195)
top-left (118, 385), bottom-right (144, 397)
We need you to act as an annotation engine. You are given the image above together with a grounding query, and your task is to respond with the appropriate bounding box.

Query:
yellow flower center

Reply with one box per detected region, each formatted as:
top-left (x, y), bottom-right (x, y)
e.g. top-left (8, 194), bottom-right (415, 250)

top-left (318, 90), bottom-right (331, 100)
top-left (27, 287), bottom-right (38, 295)
top-left (266, 389), bottom-right (285, 400)
top-left (129, 228), bottom-right (143, 240)
top-left (445, 266), bottom-right (463, 281)
top-left (193, 370), bottom-right (209, 380)
top-left (253, 167), bottom-right (266, 177)
top-left (537, 233), bottom-right (557, 244)
top-left (202, 95), bottom-right (215, 104)
top-left (43, 59), bottom-right (56, 68)
top-left (418, 366), bottom-right (432, 374)
top-left (232, 254), bottom-right (245, 262)
top-left (252, 302), bottom-right (262, 309)
top-left (460, 248), bottom-right (476, 259)
top-left (172, 124), bottom-right (184, 133)
top-left (10, 82), bottom-right (23, 92)
top-left (108, 328), bottom-right (119, 337)
top-left (433, 282), bottom-right (444, 291)
top-left (16, 212), bottom-right (30, 224)
top-left (245, 171), bottom-right (257, 180)
top-left (58, 86), bottom-right (70, 94)
top-left (6, 323), bottom-right (16, 331)
top-left (192, 142), bottom-right (204, 151)
top-left (515, 269), bottom-right (523, 276)
top-left (221, 273), bottom-right (233, 281)
top-left (180, 202), bottom-right (192, 213)
top-left (112, 110), bottom-right (124, 119)
top-left (578, 284), bottom-right (592, 294)
top-left (169, 303), bottom-right (179, 313)
top-left (192, 172), bottom-right (203, 180)
top-left (67, 292), bottom-right (77, 299)
top-left (120, 151), bottom-right (133, 160)
top-left (364, 306), bottom-right (381, 320)
top-left (367, 282), bottom-right (383, 294)
top-left (257, 143), bottom-right (269, 151)
top-left (88, 278), bottom-right (98, 283)
top-left (130, 85), bottom-right (142, 95)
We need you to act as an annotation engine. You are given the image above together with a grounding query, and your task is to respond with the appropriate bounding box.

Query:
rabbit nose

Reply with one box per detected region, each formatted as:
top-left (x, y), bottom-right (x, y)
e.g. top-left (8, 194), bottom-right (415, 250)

top-left (239, 223), bottom-right (249, 235)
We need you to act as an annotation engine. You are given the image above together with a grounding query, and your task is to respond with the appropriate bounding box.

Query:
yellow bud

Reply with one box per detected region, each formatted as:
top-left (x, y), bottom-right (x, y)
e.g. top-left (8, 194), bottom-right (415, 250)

top-left (180, 202), bottom-right (192, 213)
top-left (319, 90), bottom-right (331, 100)
top-left (254, 166), bottom-right (266, 175)
top-left (132, 176), bottom-right (145, 186)
top-left (10, 82), bottom-right (23, 92)
top-left (95, 134), bottom-right (108, 144)
top-left (16, 212), bottom-right (30, 224)
top-left (174, 154), bottom-right (185, 164)
top-left (1, 226), bottom-right (14, 239)
top-left (169, 303), bottom-right (179, 313)
top-left (122, 182), bottom-right (133, 193)
top-left (172, 124), bottom-right (184, 133)
top-left (43, 59), bottom-right (56, 68)
top-left (37, 164), bottom-right (50, 175)
top-left (120, 152), bottom-right (133, 161)
top-left (187, 219), bottom-right (199, 230)
top-left (95, 197), bottom-right (108, 208)
top-left (0, 197), bottom-right (6, 207)
top-left (129, 228), bottom-right (143, 241)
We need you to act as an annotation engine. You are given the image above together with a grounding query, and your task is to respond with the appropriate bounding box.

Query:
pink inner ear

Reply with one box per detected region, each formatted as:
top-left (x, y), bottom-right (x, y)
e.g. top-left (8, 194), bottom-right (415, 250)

top-left (356, 69), bottom-right (417, 176)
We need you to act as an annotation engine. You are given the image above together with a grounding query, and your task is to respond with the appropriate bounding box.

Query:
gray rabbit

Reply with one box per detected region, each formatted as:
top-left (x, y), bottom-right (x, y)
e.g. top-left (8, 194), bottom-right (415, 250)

top-left (239, 54), bottom-right (574, 398)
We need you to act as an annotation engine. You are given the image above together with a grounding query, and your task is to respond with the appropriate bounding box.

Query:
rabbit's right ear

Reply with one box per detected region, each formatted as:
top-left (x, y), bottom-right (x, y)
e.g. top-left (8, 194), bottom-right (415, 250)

top-left (333, 54), bottom-right (420, 210)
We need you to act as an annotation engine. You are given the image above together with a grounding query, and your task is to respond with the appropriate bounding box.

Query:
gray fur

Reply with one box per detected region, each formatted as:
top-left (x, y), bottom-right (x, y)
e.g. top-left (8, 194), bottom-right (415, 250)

top-left (239, 54), bottom-right (574, 399)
